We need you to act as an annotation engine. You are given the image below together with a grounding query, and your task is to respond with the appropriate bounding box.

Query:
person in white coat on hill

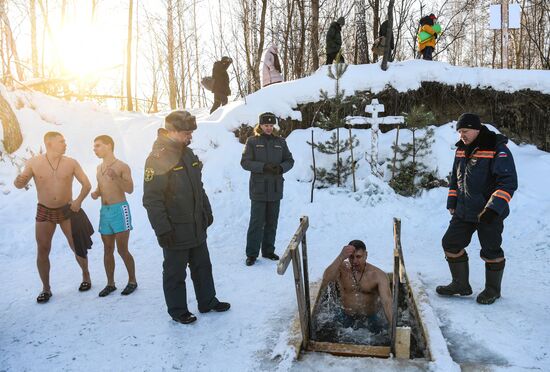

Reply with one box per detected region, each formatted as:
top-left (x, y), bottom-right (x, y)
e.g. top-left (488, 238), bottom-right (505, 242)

top-left (262, 45), bottom-right (283, 88)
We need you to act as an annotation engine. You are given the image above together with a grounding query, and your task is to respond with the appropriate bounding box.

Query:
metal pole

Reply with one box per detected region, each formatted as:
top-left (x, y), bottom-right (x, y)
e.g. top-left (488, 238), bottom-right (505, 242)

top-left (501, 0), bottom-right (509, 68)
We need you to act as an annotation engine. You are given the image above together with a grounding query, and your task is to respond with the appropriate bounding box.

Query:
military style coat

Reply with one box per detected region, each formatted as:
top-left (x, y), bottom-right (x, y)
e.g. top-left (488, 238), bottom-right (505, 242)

top-left (240, 133), bottom-right (294, 202)
top-left (143, 130), bottom-right (213, 249)
top-left (447, 126), bottom-right (518, 223)
top-left (325, 22), bottom-right (342, 54)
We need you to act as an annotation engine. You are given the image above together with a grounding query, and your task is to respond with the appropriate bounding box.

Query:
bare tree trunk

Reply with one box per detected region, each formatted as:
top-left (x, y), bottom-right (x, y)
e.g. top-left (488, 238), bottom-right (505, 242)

top-left (0, 0), bottom-right (24, 81)
top-left (30, 0), bottom-right (39, 77)
top-left (185, 33), bottom-right (193, 106)
top-left (61, 0), bottom-right (66, 28)
top-left (381, 0), bottom-right (395, 70)
top-left (282, 0), bottom-right (295, 81)
top-left (167, 0), bottom-right (177, 109)
top-left (0, 89), bottom-right (22, 153)
top-left (310, 0), bottom-right (320, 71)
top-left (177, 0), bottom-right (187, 108)
top-left (92, 0), bottom-right (98, 23)
top-left (126, 0), bottom-right (134, 111)
top-left (371, 0), bottom-right (380, 62)
top-left (356, 0), bottom-right (368, 64)
top-left (192, 0), bottom-right (202, 106)
top-left (134, 0), bottom-right (139, 111)
top-left (295, 0), bottom-right (305, 77)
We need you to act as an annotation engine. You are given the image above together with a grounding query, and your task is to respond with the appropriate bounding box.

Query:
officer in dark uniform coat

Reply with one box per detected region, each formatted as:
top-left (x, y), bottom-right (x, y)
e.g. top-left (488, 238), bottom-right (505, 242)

top-left (143, 110), bottom-right (230, 324)
top-left (437, 113), bottom-right (518, 305)
top-left (240, 112), bottom-right (294, 266)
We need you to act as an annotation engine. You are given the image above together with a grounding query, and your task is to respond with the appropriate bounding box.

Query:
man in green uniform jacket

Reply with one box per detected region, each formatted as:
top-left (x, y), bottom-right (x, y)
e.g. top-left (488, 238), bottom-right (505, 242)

top-left (240, 112), bottom-right (294, 266)
top-left (143, 110), bottom-right (230, 324)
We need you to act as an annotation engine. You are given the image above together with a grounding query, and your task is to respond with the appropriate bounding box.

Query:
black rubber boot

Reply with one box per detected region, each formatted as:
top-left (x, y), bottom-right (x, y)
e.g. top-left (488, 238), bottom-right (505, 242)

top-left (477, 260), bottom-right (505, 305)
top-left (436, 252), bottom-right (473, 296)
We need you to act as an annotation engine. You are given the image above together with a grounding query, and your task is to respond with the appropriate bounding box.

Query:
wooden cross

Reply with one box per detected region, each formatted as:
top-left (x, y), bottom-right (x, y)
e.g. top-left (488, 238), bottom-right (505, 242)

top-left (364, 99), bottom-right (404, 176)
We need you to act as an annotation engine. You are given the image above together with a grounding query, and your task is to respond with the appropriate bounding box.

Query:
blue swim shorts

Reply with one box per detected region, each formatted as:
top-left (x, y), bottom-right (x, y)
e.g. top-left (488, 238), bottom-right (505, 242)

top-left (99, 201), bottom-right (133, 235)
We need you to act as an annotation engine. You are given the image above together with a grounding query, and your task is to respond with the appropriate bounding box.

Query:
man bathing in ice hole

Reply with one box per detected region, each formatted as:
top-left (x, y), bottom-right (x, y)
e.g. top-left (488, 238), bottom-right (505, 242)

top-left (322, 240), bottom-right (393, 332)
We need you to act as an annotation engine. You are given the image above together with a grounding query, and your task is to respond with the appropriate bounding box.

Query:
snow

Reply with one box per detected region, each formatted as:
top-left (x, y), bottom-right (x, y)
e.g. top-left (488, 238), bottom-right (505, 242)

top-left (203, 60), bottom-right (550, 131)
top-left (1, 60), bottom-right (550, 371)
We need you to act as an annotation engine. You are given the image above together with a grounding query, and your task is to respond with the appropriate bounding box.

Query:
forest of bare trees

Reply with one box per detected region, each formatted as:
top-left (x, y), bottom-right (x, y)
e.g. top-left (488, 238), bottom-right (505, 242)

top-left (0, 0), bottom-right (548, 112)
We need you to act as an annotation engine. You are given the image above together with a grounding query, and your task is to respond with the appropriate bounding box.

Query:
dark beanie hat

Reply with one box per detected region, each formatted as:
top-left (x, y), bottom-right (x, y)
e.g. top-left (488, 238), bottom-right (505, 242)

top-left (259, 112), bottom-right (277, 125)
top-left (348, 240), bottom-right (367, 251)
top-left (456, 113), bottom-right (482, 130)
top-left (165, 110), bottom-right (197, 131)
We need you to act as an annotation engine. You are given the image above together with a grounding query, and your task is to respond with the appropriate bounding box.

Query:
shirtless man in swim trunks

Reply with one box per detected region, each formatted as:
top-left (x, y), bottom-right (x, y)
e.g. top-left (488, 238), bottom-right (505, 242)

top-left (322, 240), bottom-right (392, 332)
top-left (13, 131), bottom-right (92, 303)
top-left (91, 135), bottom-right (137, 297)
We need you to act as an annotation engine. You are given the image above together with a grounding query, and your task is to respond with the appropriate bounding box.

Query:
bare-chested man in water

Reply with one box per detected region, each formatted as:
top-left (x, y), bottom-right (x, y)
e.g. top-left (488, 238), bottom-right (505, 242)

top-left (322, 240), bottom-right (392, 332)
top-left (14, 131), bottom-right (92, 303)
top-left (91, 135), bottom-right (137, 297)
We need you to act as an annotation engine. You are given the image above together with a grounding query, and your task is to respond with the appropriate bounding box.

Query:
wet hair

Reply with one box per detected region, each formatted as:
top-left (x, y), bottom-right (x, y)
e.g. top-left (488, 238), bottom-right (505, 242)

top-left (348, 240), bottom-right (367, 251)
top-left (43, 131), bottom-right (63, 143)
top-left (94, 135), bottom-right (115, 152)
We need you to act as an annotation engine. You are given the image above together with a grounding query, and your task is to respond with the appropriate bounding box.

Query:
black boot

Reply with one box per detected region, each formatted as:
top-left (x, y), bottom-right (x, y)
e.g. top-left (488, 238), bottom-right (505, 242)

top-left (436, 252), bottom-right (473, 296)
top-left (477, 260), bottom-right (505, 305)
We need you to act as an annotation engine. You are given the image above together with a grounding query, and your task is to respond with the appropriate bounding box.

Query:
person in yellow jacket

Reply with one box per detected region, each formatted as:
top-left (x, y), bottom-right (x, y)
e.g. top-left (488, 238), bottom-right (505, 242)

top-left (417, 14), bottom-right (439, 60)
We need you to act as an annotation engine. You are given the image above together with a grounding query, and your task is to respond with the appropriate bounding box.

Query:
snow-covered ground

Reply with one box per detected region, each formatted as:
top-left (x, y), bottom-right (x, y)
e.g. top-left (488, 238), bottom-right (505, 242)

top-left (1, 60), bottom-right (549, 371)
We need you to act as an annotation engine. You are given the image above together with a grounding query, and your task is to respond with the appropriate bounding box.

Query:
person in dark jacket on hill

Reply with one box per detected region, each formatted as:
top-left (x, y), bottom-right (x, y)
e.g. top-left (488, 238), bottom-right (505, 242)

top-left (240, 113), bottom-right (294, 266)
top-left (325, 17), bottom-right (345, 64)
top-left (143, 110), bottom-right (230, 324)
top-left (372, 20), bottom-right (395, 60)
top-left (437, 113), bottom-right (518, 305)
top-left (210, 56), bottom-right (232, 114)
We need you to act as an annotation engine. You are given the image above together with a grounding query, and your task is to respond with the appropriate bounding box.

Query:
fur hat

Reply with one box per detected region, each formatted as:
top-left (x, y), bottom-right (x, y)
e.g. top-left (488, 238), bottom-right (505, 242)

top-left (165, 110), bottom-right (197, 131)
top-left (456, 113), bottom-right (482, 131)
top-left (259, 112), bottom-right (277, 125)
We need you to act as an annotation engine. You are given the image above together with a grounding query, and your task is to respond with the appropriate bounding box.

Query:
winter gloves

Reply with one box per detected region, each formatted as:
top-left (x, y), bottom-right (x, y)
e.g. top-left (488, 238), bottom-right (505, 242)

top-left (157, 230), bottom-right (176, 249)
top-left (263, 163), bottom-right (283, 175)
top-left (478, 208), bottom-right (498, 224)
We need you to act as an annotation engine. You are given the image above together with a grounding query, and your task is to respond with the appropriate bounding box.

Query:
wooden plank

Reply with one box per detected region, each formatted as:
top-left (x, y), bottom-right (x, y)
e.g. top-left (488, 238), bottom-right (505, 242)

top-left (309, 341), bottom-right (391, 358)
top-left (300, 216), bottom-right (312, 340)
top-left (291, 247), bottom-right (309, 348)
top-left (277, 217), bottom-right (309, 275)
top-left (391, 218), bottom-right (401, 354)
top-left (395, 326), bottom-right (411, 359)
top-left (403, 270), bottom-right (432, 361)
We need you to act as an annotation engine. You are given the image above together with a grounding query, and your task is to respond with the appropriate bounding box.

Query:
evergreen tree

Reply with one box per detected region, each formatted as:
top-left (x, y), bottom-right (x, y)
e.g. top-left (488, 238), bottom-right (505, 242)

top-left (388, 105), bottom-right (440, 196)
top-left (308, 62), bottom-right (360, 188)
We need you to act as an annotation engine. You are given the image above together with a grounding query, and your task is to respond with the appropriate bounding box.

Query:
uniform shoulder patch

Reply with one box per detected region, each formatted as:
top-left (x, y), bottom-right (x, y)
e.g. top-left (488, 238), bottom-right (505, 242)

top-left (144, 167), bottom-right (155, 182)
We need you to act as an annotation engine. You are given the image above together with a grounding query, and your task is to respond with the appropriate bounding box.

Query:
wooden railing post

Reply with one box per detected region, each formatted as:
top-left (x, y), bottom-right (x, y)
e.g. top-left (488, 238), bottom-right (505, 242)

top-left (277, 216), bottom-right (311, 350)
top-left (301, 216), bottom-right (312, 342)
top-left (391, 217), bottom-right (401, 355)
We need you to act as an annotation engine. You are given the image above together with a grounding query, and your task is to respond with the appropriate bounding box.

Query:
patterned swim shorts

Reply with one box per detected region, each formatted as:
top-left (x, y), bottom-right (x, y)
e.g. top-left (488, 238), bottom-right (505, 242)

top-left (36, 203), bottom-right (71, 223)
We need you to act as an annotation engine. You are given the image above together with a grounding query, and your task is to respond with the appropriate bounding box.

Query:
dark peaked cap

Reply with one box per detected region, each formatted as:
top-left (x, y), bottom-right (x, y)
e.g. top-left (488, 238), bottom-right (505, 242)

top-left (259, 112), bottom-right (277, 125)
top-left (165, 110), bottom-right (197, 131)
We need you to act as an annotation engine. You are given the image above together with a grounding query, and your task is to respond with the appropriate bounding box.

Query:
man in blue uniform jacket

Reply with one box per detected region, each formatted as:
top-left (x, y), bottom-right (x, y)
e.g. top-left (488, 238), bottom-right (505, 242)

top-left (143, 111), bottom-right (230, 324)
top-left (437, 113), bottom-right (518, 305)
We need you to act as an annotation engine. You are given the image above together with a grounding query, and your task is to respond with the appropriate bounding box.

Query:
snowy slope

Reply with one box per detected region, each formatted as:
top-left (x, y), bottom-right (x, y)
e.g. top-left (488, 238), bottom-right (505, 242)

top-left (1, 61), bottom-right (550, 372)
top-left (204, 60), bottom-right (550, 131)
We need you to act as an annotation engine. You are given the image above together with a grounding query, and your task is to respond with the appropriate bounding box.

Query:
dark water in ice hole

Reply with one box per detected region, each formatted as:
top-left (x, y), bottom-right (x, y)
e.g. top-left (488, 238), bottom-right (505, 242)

top-left (311, 282), bottom-right (391, 345)
top-left (311, 281), bottom-right (427, 358)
